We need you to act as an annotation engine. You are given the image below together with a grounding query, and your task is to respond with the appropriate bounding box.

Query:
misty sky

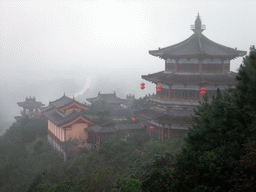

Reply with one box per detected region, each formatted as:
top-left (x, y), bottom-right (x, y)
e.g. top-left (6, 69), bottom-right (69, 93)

top-left (0, 0), bottom-right (256, 127)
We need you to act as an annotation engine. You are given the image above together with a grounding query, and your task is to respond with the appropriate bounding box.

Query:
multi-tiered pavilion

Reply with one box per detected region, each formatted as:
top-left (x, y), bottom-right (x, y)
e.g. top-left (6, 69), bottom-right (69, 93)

top-left (134, 14), bottom-right (246, 141)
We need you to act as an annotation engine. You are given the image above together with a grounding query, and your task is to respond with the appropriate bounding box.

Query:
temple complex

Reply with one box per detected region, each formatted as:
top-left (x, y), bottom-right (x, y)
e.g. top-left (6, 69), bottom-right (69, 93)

top-left (15, 96), bottom-right (45, 121)
top-left (134, 14), bottom-right (246, 141)
top-left (41, 94), bottom-right (98, 159)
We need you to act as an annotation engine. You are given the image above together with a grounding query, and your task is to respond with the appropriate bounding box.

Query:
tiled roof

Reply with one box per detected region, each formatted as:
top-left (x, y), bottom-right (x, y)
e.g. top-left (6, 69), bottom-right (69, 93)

top-left (115, 123), bottom-right (144, 130)
top-left (87, 125), bottom-right (117, 133)
top-left (133, 107), bottom-right (165, 120)
top-left (17, 97), bottom-right (44, 109)
top-left (134, 107), bottom-right (193, 125)
top-left (87, 92), bottom-right (126, 104)
top-left (39, 106), bottom-right (52, 113)
top-left (49, 95), bottom-right (73, 108)
top-left (42, 108), bottom-right (92, 127)
top-left (48, 95), bottom-right (88, 109)
top-left (14, 116), bottom-right (25, 121)
top-left (142, 71), bottom-right (237, 84)
top-left (149, 33), bottom-right (246, 59)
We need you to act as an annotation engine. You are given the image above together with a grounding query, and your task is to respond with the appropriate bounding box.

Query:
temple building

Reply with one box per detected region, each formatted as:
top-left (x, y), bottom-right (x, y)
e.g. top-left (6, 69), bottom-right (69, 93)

top-left (87, 92), bottom-right (133, 121)
top-left (15, 96), bottom-right (45, 121)
top-left (87, 123), bottom-right (145, 147)
top-left (87, 92), bottom-right (126, 106)
top-left (134, 14), bottom-right (246, 141)
top-left (41, 94), bottom-right (98, 160)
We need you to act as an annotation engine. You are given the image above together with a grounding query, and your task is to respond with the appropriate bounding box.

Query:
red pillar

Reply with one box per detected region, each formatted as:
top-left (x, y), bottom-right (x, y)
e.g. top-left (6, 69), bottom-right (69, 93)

top-left (222, 62), bottom-right (226, 73)
top-left (175, 63), bottom-right (178, 72)
top-left (158, 126), bottom-right (161, 141)
top-left (161, 127), bottom-right (164, 142)
top-left (148, 122), bottom-right (151, 136)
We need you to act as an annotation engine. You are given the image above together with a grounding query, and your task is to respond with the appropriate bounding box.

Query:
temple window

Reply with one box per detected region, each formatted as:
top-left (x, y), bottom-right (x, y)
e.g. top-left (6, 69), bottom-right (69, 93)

top-left (166, 58), bottom-right (176, 72)
top-left (202, 58), bottom-right (212, 63)
top-left (202, 64), bottom-right (222, 73)
top-left (212, 58), bottom-right (221, 63)
top-left (171, 90), bottom-right (200, 100)
top-left (189, 58), bottom-right (199, 63)
top-left (177, 63), bottom-right (199, 73)
top-left (224, 63), bottom-right (230, 72)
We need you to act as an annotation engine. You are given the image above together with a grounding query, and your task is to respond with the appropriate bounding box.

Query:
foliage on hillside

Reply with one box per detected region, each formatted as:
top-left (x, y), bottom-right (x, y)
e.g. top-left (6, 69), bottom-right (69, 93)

top-left (24, 130), bottom-right (183, 192)
top-left (0, 117), bottom-right (64, 192)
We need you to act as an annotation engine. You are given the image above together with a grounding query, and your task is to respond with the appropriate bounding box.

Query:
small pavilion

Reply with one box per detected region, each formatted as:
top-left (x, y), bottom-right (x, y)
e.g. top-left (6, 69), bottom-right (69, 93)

top-left (15, 96), bottom-right (45, 120)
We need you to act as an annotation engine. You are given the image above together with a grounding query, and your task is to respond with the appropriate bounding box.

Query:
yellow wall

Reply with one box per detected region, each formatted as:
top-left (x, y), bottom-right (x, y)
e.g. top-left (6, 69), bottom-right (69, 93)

top-left (48, 120), bottom-right (65, 142)
top-left (66, 123), bottom-right (89, 148)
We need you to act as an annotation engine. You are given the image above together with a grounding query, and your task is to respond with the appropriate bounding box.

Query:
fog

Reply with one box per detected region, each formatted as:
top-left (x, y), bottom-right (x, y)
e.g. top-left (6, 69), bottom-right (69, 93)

top-left (1, 0), bottom-right (256, 131)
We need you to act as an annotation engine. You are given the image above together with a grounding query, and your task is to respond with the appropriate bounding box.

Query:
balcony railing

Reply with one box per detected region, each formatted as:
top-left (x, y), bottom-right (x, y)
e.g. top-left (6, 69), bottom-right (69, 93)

top-left (190, 24), bottom-right (206, 30)
top-left (149, 96), bottom-right (200, 106)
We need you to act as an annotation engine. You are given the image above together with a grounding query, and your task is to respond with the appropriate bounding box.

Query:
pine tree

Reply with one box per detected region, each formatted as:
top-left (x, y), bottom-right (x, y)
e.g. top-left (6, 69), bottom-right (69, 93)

top-left (235, 46), bottom-right (256, 112)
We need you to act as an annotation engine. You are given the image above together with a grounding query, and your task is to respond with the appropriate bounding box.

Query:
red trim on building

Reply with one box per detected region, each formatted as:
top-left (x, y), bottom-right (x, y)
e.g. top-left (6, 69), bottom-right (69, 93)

top-left (59, 116), bottom-right (98, 128)
top-left (59, 102), bottom-right (89, 111)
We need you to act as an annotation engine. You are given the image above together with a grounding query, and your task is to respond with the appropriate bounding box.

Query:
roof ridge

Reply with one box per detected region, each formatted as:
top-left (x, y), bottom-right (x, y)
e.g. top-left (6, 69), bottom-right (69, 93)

top-left (201, 34), bottom-right (237, 52)
top-left (49, 95), bottom-right (72, 104)
top-left (197, 35), bottom-right (204, 52)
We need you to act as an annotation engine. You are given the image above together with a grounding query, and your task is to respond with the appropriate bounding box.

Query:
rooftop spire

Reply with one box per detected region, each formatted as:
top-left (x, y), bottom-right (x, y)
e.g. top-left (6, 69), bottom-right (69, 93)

top-left (191, 13), bottom-right (206, 34)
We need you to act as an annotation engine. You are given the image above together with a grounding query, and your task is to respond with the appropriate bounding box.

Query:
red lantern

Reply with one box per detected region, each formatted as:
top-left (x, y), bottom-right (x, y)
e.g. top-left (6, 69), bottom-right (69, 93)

top-left (150, 126), bottom-right (155, 130)
top-left (132, 118), bottom-right (137, 122)
top-left (140, 83), bottom-right (145, 86)
top-left (200, 91), bottom-right (205, 95)
top-left (156, 85), bottom-right (162, 89)
top-left (201, 87), bottom-right (206, 91)
top-left (156, 88), bottom-right (162, 92)
top-left (141, 86), bottom-right (145, 90)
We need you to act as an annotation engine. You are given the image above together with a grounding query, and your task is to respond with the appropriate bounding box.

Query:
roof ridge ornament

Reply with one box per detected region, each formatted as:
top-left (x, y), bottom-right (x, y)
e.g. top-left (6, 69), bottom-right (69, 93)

top-left (191, 13), bottom-right (206, 34)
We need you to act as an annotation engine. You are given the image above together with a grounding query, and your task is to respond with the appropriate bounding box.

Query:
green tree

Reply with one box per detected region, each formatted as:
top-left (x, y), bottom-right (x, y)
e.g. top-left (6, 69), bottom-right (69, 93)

top-left (98, 138), bottom-right (139, 173)
top-left (234, 46), bottom-right (256, 112)
top-left (229, 138), bottom-right (256, 192)
top-left (170, 88), bottom-right (256, 191)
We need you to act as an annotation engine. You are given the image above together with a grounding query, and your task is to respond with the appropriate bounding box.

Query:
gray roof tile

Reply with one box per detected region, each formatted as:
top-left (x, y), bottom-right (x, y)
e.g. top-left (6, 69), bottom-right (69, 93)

top-left (149, 34), bottom-right (246, 59)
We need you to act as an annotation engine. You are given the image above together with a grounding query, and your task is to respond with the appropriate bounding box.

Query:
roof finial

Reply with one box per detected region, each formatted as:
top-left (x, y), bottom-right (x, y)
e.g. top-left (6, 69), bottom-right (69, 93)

top-left (64, 92), bottom-right (65, 96)
top-left (191, 13), bottom-right (205, 34)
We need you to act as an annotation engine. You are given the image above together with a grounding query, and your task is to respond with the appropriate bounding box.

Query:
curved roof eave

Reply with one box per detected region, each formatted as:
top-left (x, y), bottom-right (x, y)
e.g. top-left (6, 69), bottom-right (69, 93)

top-left (149, 34), bottom-right (196, 57)
top-left (149, 33), bottom-right (247, 59)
